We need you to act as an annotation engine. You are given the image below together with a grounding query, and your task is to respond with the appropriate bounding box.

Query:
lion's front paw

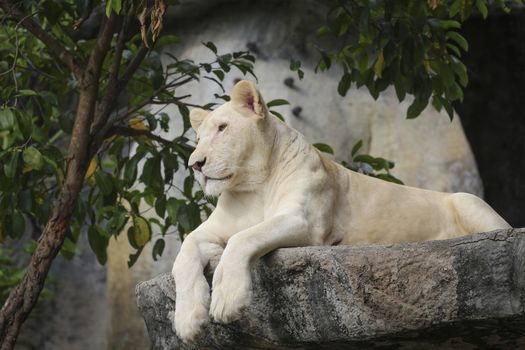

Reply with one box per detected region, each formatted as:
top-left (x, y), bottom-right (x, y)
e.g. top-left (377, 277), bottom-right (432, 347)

top-left (209, 263), bottom-right (252, 323)
top-left (174, 300), bottom-right (209, 343)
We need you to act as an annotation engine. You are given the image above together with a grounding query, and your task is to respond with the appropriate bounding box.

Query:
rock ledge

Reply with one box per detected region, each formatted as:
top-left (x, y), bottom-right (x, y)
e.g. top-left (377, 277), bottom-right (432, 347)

top-left (136, 229), bottom-right (525, 349)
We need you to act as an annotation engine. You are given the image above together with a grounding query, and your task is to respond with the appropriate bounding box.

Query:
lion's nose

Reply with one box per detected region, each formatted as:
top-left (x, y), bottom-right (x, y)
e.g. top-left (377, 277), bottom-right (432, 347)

top-left (191, 158), bottom-right (206, 172)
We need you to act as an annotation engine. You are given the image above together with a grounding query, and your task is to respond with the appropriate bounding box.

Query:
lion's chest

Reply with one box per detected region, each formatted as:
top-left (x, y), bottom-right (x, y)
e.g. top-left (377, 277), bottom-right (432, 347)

top-left (219, 191), bottom-right (266, 236)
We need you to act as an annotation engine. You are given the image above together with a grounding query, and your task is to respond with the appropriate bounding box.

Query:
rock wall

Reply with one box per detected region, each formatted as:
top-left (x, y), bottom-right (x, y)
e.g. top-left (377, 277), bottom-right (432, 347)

top-left (137, 228), bottom-right (525, 350)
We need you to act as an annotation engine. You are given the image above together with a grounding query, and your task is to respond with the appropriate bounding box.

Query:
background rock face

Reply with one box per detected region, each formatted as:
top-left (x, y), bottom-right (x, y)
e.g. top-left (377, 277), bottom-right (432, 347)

top-left (137, 229), bottom-right (525, 350)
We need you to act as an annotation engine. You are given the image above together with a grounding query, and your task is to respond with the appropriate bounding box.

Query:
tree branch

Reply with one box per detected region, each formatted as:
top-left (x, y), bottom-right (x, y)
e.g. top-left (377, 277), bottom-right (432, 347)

top-left (84, 11), bottom-right (117, 85)
top-left (119, 45), bottom-right (149, 88)
top-left (91, 11), bottom-right (130, 133)
top-left (107, 125), bottom-right (173, 146)
top-left (72, 0), bottom-right (94, 30)
top-left (0, 0), bottom-right (84, 80)
top-left (0, 11), bottom-right (118, 350)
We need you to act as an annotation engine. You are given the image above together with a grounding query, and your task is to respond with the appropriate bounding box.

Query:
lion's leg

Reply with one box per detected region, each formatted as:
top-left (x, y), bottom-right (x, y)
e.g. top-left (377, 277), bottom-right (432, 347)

top-left (172, 227), bottom-right (223, 342)
top-left (209, 214), bottom-right (308, 323)
top-left (450, 192), bottom-right (512, 235)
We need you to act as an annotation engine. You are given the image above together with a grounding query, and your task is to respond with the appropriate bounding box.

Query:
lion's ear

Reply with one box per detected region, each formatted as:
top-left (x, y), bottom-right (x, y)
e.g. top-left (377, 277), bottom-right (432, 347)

top-left (189, 108), bottom-right (209, 131)
top-left (231, 80), bottom-right (267, 119)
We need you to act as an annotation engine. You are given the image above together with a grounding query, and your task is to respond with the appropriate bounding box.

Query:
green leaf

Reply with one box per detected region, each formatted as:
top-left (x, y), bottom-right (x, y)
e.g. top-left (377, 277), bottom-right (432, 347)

top-left (446, 43), bottom-right (462, 57)
top-left (394, 76), bottom-right (407, 101)
top-left (297, 69), bottom-right (304, 80)
top-left (133, 216), bottom-right (151, 248)
top-left (316, 25), bottom-right (330, 37)
top-left (88, 225), bottom-right (108, 265)
top-left (16, 89), bottom-right (38, 97)
top-left (373, 52), bottom-right (384, 78)
top-left (449, 0), bottom-right (462, 17)
top-left (152, 239), bottom-right (165, 261)
top-left (177, 203), bottom-right (201, 233)
top-left (105, 0), bottom-right (121, 16)
top-left (166, 198), bottom-right (182, 223)
top-left (437, 96), bottom-right (455, 120)
top-left (156, 35), bottom-right (179, 46)
top-left (269, 110), bottom-right (284, 121)
top-left (114, 0), bottom-right (122, 14)
top-left (162, 153), bottom-right (178, 173)
top-left (107, 207), bottom-right (129, 235)
top-left (313, 143), bottom-right (334, 155)
top-left (407, 97), bottom-right (429, 119)
top-left (105, 0), bottom-right (112, 16)
top-left (0, 108), bottom-right (15, 130)
top-left (60, 238), bottom-right (77, 260)
top-left (94, 171), bottom-right (113, 196)
top-left (438, 20), bottom-right (461, 29)
top-left (316, 50), bottom-right (331, 72)
top-left (127, 248), bottom-right (143, 268)
top-left (354, 154), bottom-right (376, 164)
top-left (375, 173), bottom-right (404, 185)
top-left (447, 31), bottom-right (468, 52)
top-left (140, 156), bottom-right (162, 193)
top-left (155, 196), bottom-right (166, 217)
top-left (124, 153), bottom-right (142, 187)
top-left (451, 59), bottom-right (468, 87)
top-left (23, 146), bottom-right (44, 171)
top-left (17, 111), bottom-right (33, 139)
top-left (337, 72), bottom-right (352, 97)
top-left (266, 99), bottom-right (290, 108)
top-left (183, 176), bottom-right (193, 198)
top-left (437, 62), bottom-right (455, 88)
top-left (212, 70), bottom-right (225, 81)
top-left (203, 41), bottom-right (217, 54)
top-left (475, 0), bottom-right (488, 19)
top-left (290, 59), bottom-right (301, 71)
top-left (351, 140), bottom-right (363, 157)
top-left (4, 151), bottom-right (20, 178)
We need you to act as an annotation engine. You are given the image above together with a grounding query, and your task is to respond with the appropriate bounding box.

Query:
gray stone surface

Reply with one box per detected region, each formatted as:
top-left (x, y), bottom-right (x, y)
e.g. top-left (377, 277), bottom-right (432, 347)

top-left (136, 228), bottom-right (525, 349)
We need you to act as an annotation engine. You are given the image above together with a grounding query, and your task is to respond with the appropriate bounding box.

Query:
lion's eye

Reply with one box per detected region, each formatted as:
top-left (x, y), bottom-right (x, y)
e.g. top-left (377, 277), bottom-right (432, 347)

top-left (218, 123), bottom-right (227, 132)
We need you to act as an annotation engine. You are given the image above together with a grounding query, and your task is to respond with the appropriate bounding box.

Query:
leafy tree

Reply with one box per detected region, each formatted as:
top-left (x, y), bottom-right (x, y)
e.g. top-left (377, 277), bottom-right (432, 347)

top-left (310, 0), bottom-right (521, 119)
top-left (0, 0), bottom-right (256, 347)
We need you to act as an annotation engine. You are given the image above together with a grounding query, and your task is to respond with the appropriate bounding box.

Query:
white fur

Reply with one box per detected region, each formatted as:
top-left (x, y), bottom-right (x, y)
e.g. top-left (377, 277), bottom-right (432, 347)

top-left (172, 80), bottom-right (511, 342)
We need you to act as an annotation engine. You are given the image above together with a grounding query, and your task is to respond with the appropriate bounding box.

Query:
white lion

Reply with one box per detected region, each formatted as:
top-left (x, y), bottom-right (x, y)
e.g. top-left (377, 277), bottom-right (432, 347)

top-left (172, 80), bottom-right (511, 342)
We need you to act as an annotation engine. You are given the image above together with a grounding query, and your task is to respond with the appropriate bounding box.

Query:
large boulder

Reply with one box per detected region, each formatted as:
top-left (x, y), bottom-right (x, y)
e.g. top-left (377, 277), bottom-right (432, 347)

top-left (136, 228), bottom-right (525, 349)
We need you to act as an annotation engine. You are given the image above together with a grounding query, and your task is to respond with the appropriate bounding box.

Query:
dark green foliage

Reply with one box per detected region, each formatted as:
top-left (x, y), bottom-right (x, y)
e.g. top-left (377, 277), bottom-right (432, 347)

top-left (315, 0), bottom-right (521, 119)
top-left (315, 140), bottom-right (403, 184)
top-left (343, 140), bottom-right (403, 185)
top-left (0, 0), bottom-right (256, 272)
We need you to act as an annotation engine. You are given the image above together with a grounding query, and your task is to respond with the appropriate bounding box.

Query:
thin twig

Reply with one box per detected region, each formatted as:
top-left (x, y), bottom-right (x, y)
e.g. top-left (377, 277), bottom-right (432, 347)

top-left (91, 10), bottom-right (130, 132)
top-left (72, 0), bottom-right (94, 30)
top-left (119, 45), bottom-right (149, 88)
top-left (108, 125), bottom-right (174, 146)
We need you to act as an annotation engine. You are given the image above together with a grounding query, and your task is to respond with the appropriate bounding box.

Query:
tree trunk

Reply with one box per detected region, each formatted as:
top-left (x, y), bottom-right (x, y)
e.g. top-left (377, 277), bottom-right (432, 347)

top-left (0, 5), bottom-right (118, 345)
top-left (0, 76), bottom-right (100, 350)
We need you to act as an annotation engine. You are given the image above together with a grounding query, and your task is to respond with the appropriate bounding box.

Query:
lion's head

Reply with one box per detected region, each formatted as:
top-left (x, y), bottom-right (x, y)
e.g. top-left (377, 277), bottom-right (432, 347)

top-left (188, 80), bottom-right (275, 196)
